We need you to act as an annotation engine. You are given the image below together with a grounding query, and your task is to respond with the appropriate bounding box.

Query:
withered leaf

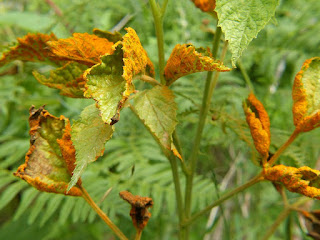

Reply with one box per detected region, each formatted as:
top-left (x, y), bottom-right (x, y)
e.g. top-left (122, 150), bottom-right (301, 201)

top-left (14, 106), bottom-right (82, 196)
top-left (292, 57), bottom-right (320, 132)
top-left (263, 165), bottom-right (320, 200)
top-left (243, 93), bottom-right (271, 158)
top-left (119, 191), bottom-right (153, 231)
top-left (164, 44), bottom-right (230, 86)
top-left (0, 33), bottom-right (58, 66)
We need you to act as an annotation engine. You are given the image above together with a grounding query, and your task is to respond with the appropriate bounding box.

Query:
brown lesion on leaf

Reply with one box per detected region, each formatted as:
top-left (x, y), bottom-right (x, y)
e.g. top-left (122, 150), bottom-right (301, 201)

top-left (119, 191), bottom-right (153, 230)
top-left (13, 106), bottom-right (82, 196)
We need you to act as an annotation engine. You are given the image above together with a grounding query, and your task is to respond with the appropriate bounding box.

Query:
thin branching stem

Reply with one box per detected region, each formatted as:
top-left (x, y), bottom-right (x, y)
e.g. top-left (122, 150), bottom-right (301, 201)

top-left (80, 186), bottom-right (128, 240)
top-left (183, 173), bottom-right (263, 227)
top-left (135, 229), bottom-right (142, 240)
top-left (238, 60), bottom-right (254, 92)
top-left (184, 26), bottom-right (222, 235)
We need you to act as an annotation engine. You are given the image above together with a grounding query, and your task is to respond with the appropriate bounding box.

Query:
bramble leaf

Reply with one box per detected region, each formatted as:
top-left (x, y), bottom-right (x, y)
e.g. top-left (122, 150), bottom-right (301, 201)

top-left (85, 27), bottom-right (154, 124)
top-left (47, 32), bottom-right (114, 66)
top-left (292, 57), bottom-right (320, 132)
top-left (243, 93), bottom-right (270, 157)
top-left (0, 33), bottom-right (58, 66)
top-left (215, 0), bottom-right (279, 66)
top-left (14, 106), bottom-right (82, 196)
top-left (68, 104), bottom-right (114, 191)
top-left (191, 0), bottom-right (216, 12)
top-left (164, 44), bottom-right (230, 86)
top-left (264, 165), bottom-right (320, 199)
top-left (33, 62), bottom-right (88, 98)
top-left (133, 86), bottom-right (178, 151)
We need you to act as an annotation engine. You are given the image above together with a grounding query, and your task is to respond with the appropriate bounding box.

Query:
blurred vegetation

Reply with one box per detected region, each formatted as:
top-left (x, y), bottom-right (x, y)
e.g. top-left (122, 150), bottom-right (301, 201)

top-left (0, 0), bottom-right (320, 239)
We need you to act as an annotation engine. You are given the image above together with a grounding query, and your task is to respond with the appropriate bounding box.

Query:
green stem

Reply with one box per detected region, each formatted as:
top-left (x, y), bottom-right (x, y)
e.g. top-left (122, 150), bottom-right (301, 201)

top-left (80, 186), bottom-right (128, 240)
top-left (149, 0), bottom-right (168, 84)
top-left (183, 173), bottom-right (263, 227)
top-left (238, 60), bottom-right (254, 93)
top-left (261, 198), bottom-right (308, 240)
top-left (267, 129), bottom-right (300, 167)
top-left (184, 26), bottom-right (222, 226)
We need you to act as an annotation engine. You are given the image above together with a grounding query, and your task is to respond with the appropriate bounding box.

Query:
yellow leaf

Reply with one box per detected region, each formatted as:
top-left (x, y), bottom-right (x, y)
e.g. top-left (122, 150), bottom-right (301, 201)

top-left (243, 93), bottom-right (271, 157)
top-left (47, 32), bottom-right (114, 66)
top-left (264, 165), bottom-right (320, 200)
top-left (164, 44), bottom-right (230, 85)
top-left (292, 57), bottom-right (320, 132)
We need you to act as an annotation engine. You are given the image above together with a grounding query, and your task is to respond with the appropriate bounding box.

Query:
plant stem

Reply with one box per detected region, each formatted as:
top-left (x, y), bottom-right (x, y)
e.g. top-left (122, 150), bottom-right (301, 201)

top-left (80, 186), bottom-right (128, 240)
top-left (149, 0), bottom-right (167, 85)
top-left (135, 229), bottom-right (142, 240)
top-left (238, 60), bottom-right (254, 92)
top-left (183, 173), bottom-right (263, 227)
top-left (267, 129), bottom-right (300, 167)
top-left (261, 198), bottom-right (308, 240)
top-left (184, 26), bottom-right (222, 230)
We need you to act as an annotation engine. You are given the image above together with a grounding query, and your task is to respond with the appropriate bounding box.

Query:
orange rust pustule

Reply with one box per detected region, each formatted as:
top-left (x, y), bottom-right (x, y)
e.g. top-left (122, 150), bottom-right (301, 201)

top-left (119, 191), bottom-right (153, 230)
top-left (244, 93), bottom-right (271, 157)
top-left (191, 0), bottom-right (216, 12)
top-left (263, 165), bottom-right (320, 200)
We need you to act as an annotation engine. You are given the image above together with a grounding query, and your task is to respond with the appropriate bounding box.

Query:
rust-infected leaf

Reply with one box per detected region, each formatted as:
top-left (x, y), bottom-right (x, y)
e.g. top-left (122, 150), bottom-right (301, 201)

top-left (191, 0), bottom-right (216, 12)
top-left (243, 93), bottom-right (271, 157)
top-left (47, 32), bottom-right (114, 66)
top-left (164, 44), bottom-right (230, 85)
top-left (119, 191), bottom-right (153, 231)
top-left (0, 33), bottom-right (58, 66)
top-left (85, 27), bottom-right (154, 124)
top-left (292, 57), bottom-right (320, 132)
top-left (263, 165), bottom-right (320, 200)
top-left (33, 62), bottom-right (88, 98)
top-left (14, 106), bottom-right (82, 196)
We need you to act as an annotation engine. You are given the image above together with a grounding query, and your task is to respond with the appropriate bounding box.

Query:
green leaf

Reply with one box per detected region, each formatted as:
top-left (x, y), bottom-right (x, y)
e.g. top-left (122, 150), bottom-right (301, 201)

top-left (68, 104), bottom-right (114, 191)
top-left (33, 62), bottom-right (88, 98)
top-left (13, 188), bottom-right (39, 220)
top-left (216, 0), bottom-right (279, 66)
top-left (133, 86), bottom-right (178, 150)
top-left (84, 47), bottom-right (126, 125)
top-left (93, 28), bottom-right (122, 43)
top-left (40, 194), bottom-right (64, 226)
top-left (0, 181), bottom-right (26, 211)
top-left (28, 193), bottom-right (51, 224)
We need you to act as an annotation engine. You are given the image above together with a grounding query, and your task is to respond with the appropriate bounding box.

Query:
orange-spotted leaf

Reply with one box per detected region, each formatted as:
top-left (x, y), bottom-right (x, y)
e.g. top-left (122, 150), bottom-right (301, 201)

top-left (263, 165), bottom-right (320, 200)
top-left (47, 32), bottom-right (114, 66)
top-left (85, 27), bottom-right (154, 125)
top-left (14, 106), bottom-right (82, 196)
top-left (119, 191), bottom-right (153, 231)
top-left (243, 93), bottom-right (271, 157)
top-left (164, 44), bottom-right (230, 86)
top-left (292, 57), bottom-right (320, 132)
top-left (33, 62), bottom-right (88, 98)
top-left (191, 0), bottom-right (216, 12)
top-left (0, 33), bottom-right (58, 66)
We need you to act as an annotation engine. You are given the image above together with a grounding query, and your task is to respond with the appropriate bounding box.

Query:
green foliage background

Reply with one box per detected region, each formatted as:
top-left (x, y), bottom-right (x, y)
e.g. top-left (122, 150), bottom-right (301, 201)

top-left (0, 0), bottom-right (320, 239)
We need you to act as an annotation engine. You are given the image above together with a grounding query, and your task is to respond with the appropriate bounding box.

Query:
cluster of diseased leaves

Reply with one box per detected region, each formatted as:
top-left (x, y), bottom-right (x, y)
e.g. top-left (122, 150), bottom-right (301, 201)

top-left (243, 57), bottom-right (320, 200)
top-left (1, 23), bottom-right (229, 232)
